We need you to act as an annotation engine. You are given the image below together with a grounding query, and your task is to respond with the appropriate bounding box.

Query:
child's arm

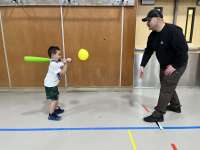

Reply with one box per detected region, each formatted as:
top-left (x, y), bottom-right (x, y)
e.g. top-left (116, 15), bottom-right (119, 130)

top-left (59, 58), bottom-right (72, 75)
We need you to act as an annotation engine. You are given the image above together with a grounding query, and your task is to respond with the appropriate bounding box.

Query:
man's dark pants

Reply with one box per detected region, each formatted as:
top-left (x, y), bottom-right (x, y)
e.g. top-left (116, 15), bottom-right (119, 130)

top-left (154, 64), bottom-right (187, 115)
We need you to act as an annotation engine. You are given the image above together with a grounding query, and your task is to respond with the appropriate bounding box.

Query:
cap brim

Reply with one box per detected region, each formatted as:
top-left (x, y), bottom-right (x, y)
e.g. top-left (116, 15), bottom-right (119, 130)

top-left (142, 17), bottom-right (149, 22)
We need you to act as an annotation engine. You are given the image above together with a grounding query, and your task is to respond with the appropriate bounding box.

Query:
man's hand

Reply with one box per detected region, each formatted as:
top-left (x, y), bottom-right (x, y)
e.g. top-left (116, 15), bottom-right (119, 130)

top-left (139, 66), bottom-right (144, 79)
top-left (164, 65), bottom-right (176, 76)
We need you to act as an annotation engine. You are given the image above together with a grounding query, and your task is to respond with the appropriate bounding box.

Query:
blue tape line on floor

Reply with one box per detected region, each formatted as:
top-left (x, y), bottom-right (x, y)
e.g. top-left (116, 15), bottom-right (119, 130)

top-left (0, 126), bottom-right (200, 132)
top-left (0, 127), bottom-right (158, 131)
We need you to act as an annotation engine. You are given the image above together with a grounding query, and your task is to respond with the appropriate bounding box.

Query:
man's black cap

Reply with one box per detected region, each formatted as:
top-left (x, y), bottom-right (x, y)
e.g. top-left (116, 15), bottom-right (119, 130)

top-left (142, 9), bottom-right (163, 22)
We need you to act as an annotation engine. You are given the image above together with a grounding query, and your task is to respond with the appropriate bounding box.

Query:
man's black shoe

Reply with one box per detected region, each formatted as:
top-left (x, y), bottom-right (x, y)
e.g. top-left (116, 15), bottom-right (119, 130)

top-left (143, 114), bottom-right (164, 122)
top-left (166, 105), bottom-right (181, 113)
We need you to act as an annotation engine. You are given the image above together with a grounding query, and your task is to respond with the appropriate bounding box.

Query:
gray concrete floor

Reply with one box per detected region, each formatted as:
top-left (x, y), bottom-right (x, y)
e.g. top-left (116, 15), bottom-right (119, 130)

top-left (0, 87), bottom-right (199, 150)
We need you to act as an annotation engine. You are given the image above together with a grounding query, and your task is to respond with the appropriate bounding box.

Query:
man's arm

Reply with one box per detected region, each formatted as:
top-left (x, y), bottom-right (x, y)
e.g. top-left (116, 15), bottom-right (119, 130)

top-left (171, 27), bottom-right (188, 68)
top-left (140, 33), bottom-right (154, 67)
top-left (139, 33), bottom-right (154, 79)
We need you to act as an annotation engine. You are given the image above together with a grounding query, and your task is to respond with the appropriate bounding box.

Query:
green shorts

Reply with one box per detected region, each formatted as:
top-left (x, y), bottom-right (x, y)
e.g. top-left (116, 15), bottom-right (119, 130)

top-left (45, 86), bottom-right (59, 101)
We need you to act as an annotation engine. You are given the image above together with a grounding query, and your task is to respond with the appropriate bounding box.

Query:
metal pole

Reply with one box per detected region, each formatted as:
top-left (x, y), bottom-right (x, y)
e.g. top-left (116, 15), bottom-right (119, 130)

top-left (60, 6), bottom-right (67, 87)
top-left (173, 0), bottom-right (178, 24)
top-left (0, 11), bottom-right (12, 87)
top-left (119, 6), bottom-right (124, 86)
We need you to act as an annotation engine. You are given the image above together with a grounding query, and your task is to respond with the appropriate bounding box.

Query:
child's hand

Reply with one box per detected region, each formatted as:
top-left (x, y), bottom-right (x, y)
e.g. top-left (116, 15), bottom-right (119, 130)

top-left (66, 58), bottom-right (72, 63)
top-left (62, 58), bottom-right (67, 64)
top-left (62, 58), bottom-right (72, 64)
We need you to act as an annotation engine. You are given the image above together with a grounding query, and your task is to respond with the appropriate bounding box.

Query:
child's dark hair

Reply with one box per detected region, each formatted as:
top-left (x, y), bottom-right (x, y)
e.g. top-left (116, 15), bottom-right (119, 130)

top-left (48, 46), bottom-right (60, 58)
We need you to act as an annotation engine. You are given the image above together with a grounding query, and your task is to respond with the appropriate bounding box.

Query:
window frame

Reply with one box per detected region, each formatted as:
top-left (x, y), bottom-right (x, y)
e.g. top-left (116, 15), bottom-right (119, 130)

top-left (141, 0), bottom-right (155, 5)
top-left (185, 7), bottom-right (196, 43)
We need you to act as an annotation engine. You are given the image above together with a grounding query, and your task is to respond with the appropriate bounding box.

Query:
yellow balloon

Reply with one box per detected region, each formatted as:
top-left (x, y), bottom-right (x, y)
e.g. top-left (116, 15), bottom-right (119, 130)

top-left (78, 48), bottom-right (89, 61)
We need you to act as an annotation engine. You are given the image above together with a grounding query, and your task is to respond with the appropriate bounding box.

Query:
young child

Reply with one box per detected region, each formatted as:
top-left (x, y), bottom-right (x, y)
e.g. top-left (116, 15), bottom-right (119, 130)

top-left (44, 46), bottom-right (72, 121)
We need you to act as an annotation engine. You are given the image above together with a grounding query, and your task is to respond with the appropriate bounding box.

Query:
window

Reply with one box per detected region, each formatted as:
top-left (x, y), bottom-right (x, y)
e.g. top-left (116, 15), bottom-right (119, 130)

top-left (197, 0), bottom-right (200, 6)
top-left (141, 0), bottom-right (155, 5)
top-left (185, 7), bottom-right (195, 43)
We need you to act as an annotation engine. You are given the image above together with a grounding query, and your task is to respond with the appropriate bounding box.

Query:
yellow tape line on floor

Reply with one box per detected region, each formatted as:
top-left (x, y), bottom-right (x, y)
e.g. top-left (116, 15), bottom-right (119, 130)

top-left (128, 130), bottom-right (137, 150)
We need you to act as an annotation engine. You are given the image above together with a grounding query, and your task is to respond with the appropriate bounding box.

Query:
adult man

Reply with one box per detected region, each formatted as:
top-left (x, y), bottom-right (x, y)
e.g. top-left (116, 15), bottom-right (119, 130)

top-left (139, 9), bottom-right (188, 122)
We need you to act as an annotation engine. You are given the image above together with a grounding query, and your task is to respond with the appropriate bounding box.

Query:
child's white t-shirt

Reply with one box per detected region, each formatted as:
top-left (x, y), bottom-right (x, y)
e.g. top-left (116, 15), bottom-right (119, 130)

top-left (44, 60), bottom-right (64, 87)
